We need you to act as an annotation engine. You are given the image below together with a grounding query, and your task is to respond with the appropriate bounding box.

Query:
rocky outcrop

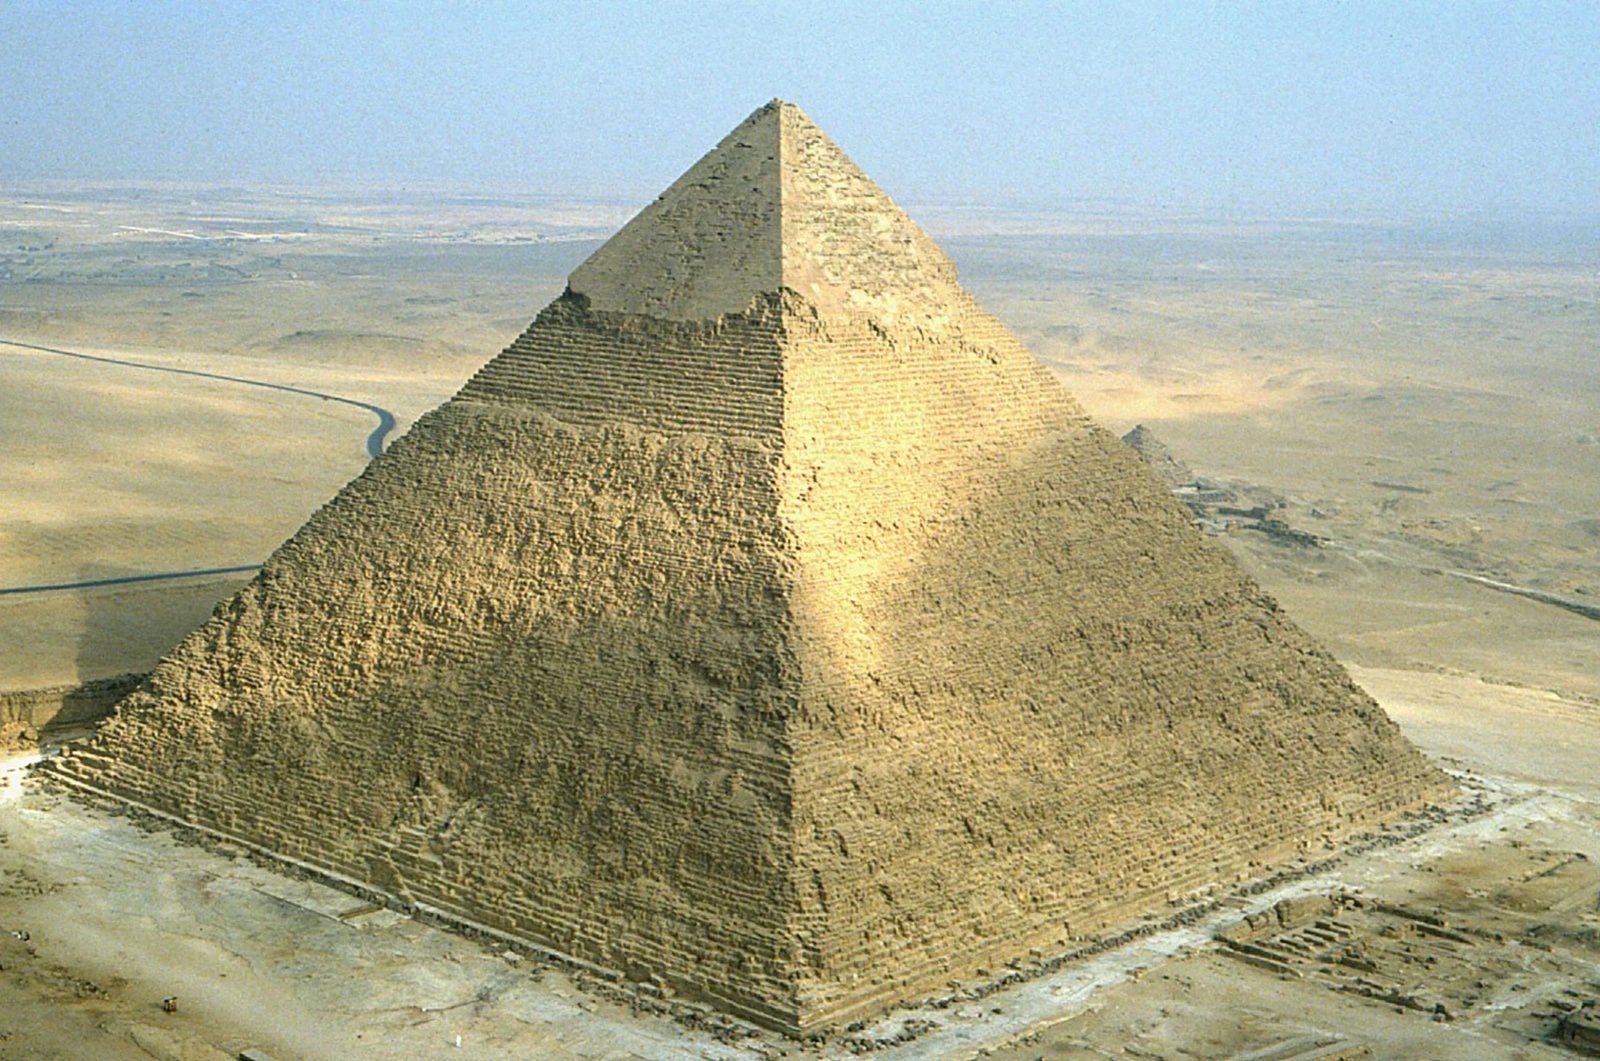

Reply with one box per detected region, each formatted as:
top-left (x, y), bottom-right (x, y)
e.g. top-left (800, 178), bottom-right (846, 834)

top-left (1, 673), bottom-right (144, 747)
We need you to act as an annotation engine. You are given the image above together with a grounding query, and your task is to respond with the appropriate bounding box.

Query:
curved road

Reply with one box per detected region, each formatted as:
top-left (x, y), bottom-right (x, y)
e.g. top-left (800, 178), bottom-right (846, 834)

top-left (1, 336), bottom-right (400, 596)
top-left (0, 338), bottom-right (397, 459)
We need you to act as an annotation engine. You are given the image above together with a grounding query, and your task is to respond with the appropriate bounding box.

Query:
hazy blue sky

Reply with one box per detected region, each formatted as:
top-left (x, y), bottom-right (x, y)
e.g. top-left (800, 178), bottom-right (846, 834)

top-left (4, 1), bottom-right (1596, 217)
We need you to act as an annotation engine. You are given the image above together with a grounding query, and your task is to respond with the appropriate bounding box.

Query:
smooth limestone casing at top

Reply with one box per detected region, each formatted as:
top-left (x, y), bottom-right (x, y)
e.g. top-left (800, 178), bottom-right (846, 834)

top-left (54, 101), bottom-right (1450, 1034)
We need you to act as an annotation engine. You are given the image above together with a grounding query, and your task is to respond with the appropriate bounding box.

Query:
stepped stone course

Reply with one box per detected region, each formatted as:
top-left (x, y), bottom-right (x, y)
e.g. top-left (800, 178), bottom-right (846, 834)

top-left (55, 100), bottom-right (1450, 1035)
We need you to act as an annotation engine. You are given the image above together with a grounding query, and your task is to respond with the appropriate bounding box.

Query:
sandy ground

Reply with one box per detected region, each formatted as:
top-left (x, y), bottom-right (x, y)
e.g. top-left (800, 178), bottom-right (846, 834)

top-left (1, 188), bottom-right (1596, 1057)
top-left (0, 187), bottom-right (588, 690)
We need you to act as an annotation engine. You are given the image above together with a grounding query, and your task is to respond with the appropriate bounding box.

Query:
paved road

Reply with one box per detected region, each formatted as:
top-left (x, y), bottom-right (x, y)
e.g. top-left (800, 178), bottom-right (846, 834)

top-left (2, 336), bottom-right (398, 596)
top-left (1447, 569), bottom-right (1600, 622)
top-left (0, 337), bottom-right (398, 458)
top-left (0, 565), bottom-right (263, 597)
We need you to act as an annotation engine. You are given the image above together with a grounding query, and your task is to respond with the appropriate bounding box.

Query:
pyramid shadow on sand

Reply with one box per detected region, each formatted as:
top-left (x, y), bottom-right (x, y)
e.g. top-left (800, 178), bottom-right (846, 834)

top-left (52, 100), bottom-right (1450, 1034)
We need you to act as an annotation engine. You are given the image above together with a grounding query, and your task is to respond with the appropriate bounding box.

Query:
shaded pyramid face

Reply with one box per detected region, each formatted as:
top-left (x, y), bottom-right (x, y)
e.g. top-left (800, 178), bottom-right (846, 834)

top-left (57, 101), bottom-right (1448, 1034)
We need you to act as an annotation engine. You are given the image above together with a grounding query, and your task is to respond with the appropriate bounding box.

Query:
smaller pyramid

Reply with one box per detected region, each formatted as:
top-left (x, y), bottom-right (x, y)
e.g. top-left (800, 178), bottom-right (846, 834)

top-left (1122, 423), bottom-right (1195, 487)
top-left (56, 100), bottom-right (1449, 1035)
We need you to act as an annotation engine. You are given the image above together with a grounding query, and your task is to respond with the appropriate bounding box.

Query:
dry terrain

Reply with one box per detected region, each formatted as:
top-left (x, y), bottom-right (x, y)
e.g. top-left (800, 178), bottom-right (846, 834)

top-left (1, 186), bottom-right (1596, 1058)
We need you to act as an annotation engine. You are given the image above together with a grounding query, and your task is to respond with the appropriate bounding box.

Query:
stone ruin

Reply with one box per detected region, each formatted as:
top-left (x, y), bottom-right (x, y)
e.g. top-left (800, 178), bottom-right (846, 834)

top-left (53, 100), bottom-right (1449, 1034)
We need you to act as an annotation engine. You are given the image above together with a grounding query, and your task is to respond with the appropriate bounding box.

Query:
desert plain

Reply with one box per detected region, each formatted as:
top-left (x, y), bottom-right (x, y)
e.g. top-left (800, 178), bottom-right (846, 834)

top-left (0, 185), bottom-right (1596, 1058)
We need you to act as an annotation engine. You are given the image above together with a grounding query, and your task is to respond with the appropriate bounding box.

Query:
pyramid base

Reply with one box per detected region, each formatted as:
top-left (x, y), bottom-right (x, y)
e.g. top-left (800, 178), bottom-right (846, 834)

top-left (44, 765), bottom-right (817, 1035)
top-left (792, 787), bottom-right (1452, 1033)
top-left (46, 757), bottom-right (1451, 1037)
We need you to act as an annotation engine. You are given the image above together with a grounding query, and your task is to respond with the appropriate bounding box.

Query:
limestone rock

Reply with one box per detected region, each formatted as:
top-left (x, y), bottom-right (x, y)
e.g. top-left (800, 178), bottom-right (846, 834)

top-left (55, 100), bottom-right (1449, 1035)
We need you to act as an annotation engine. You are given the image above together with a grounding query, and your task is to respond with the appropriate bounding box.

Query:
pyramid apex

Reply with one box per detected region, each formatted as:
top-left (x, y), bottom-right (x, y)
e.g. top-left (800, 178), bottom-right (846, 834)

top-left (567, 101), bottom-right (958, 324)
top-left (567, 102), bottom-right (783, 321)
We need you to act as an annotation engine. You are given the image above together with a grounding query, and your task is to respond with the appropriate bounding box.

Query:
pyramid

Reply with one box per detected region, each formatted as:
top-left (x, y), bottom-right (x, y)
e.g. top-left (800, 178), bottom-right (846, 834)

top-left (1122, 423), bottom-right (1195, 487)
top-left (56, 101), bottom-right (1448, 1034)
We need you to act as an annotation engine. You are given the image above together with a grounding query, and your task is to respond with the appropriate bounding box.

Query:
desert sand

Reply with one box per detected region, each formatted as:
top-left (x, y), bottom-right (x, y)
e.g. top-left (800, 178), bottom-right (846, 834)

top-left (0, 176), bottom-right (1595, 1057)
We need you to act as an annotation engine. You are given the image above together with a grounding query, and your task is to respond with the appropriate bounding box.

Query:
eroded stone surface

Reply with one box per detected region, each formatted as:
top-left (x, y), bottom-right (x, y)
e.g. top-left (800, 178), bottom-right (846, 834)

top-left (568, 100), bottom-right (963, 326)
top-left (55, 101), bottom-right (1448, 1034)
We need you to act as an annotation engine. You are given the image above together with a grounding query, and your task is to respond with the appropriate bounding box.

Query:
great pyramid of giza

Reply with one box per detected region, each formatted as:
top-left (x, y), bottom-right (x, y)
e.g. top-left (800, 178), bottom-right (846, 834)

top-left (55, 100), bottom-right (1448, 1034)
